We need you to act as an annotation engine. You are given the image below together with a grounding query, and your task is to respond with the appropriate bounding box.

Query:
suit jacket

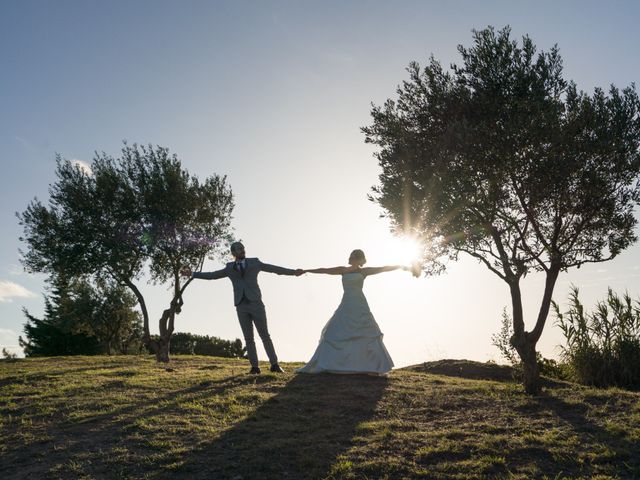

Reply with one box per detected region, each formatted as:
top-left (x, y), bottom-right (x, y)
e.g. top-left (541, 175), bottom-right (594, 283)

top-left (192, 257), bottom-right (296, 306)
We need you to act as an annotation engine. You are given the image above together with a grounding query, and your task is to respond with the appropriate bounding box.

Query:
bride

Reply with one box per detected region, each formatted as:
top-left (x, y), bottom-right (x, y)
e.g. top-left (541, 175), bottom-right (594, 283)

top-left (297, 249), bottom-right (418, 376)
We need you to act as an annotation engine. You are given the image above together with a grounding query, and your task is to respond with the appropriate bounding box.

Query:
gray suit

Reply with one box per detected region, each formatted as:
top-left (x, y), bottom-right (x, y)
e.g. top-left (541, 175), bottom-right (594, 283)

top-left (192, 258), bottom-right (296, 367)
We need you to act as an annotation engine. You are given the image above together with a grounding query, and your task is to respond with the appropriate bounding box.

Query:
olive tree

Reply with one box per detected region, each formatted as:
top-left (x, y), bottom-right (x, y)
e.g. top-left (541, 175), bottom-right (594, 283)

top-left (19, 143), bottom-right (234, 362)
top-left (363, 26), bottom-right (640, 393)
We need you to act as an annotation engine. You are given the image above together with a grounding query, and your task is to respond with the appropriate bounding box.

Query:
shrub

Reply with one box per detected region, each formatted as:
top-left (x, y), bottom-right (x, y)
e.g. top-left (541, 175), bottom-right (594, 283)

top-left (163, 332), bottom-right (245, 358)
top-left (193, 336), bottom-right (244, 358)
top-left (491, 308), bottom-right (520, 367)
top-left (169, 332), bottom-right (197, 355)
top-left (492, 308), bottom-right (569, 381)
top-left (554, 286), bottom-right (640, 389)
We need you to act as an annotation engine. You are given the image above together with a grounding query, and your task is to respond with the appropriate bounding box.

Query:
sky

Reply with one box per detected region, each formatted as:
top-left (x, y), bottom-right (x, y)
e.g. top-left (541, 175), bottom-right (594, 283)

top-left (1, 0), bottom-right (640, 367)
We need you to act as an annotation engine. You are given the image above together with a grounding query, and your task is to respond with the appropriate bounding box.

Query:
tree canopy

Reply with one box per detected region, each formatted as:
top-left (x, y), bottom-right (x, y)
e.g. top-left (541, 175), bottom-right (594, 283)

top-left (19, 143), bottom-right (235, 361)
top-left (363, 26), bottom-right (640, 392)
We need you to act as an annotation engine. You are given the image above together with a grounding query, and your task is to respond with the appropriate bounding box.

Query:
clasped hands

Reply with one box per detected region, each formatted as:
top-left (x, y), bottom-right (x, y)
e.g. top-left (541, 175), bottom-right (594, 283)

top-left (179, 266), bottom-right (305, 277)
top-left (179, 266), bottom-right (418, 278)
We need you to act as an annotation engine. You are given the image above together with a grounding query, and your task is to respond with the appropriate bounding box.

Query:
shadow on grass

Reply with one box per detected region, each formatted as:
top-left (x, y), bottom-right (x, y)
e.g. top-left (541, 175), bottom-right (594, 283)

top-left (498, 389), bottom-right (640, 477)
top-left (537, 393), bottom-right (640, 477)
top-left (0, 373), bottom-right (279, 479)
top-left (180, 373), bottom-right (389, 480)
top-left (0, 371), bottom-right (387, 480)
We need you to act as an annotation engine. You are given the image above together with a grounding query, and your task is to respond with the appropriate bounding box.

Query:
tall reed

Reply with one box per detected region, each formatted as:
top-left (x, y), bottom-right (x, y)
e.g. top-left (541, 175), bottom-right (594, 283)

top-left (553, 286), bottom-right (640, 389)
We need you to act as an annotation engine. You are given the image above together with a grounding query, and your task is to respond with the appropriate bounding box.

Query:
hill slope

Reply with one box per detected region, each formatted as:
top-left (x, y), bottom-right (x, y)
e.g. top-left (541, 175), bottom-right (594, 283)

top-left (1, 356), bottom-right (639, 479)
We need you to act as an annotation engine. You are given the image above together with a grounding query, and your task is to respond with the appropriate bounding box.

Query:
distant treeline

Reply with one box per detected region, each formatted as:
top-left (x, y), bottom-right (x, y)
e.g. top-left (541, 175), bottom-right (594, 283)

top-left (19, 271), bottom-right (244, 359)
top-left (20, 275), bottom-right (144, 357)
top-left (163, 332), bottom-right (245, 358)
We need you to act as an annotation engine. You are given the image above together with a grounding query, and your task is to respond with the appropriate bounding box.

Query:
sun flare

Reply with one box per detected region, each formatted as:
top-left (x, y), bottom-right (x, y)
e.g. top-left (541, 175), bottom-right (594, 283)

top-left (376, 235), bottom-right (423, 266)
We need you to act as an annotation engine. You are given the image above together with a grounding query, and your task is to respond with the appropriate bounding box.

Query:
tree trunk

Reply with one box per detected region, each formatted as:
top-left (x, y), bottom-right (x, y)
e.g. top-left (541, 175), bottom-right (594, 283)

top-left (155, 337), bottom-right (170, 363)
top-left (519, 340), bottom-right (540, 394)
top-left (508, 279), bottom-right (542, 394)
top-left (508, 264), bottom-right (561, 395)
top-left (151, 277), bottom-right (190, 364)
top-left (125, 269), bottom-right (192, 364)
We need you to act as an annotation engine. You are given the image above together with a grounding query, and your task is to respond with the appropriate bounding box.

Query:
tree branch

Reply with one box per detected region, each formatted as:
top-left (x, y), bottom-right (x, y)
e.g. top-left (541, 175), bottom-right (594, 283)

top-left (530, 264), bottom-right (561, 342)
top-left (489, 225), bottom-right (516, 280)
top-left (564, 252), bottom-right (618, 269)
top-left (510, 175), bottom-right (551, 251)
top-left (121, 277), bottom-right (150, 339)
top-left (458, 247), bottom-right (507, 280)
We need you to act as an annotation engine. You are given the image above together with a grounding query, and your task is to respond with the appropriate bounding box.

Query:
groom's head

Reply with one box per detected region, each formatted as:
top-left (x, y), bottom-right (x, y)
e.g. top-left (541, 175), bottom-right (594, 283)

top-left (230, 241), bottom-right (246, 260)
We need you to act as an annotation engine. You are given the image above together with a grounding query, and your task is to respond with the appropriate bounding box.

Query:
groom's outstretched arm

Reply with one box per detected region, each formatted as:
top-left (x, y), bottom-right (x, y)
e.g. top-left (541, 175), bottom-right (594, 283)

top-left (191, 268), bottom-right (228, 280)
top-left (257, 259), bottom-right (301, 276)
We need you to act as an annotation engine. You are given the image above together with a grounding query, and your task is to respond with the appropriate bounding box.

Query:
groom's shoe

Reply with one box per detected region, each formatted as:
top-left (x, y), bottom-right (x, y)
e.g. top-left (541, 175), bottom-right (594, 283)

top-left (249, 366), bottom-right (261, 375)
top-left (270, 364), bottom-right (285, 373)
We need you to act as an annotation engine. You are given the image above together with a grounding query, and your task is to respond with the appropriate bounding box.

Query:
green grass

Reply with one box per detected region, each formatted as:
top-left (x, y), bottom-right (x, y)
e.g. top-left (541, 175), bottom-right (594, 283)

top-left (1, 356), bottom-right (640, 479)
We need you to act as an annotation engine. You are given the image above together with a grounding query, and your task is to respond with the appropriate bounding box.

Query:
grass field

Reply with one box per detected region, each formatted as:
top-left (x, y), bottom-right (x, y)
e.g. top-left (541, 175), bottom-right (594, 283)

top-left (1, 355), bottom-right (639, 479)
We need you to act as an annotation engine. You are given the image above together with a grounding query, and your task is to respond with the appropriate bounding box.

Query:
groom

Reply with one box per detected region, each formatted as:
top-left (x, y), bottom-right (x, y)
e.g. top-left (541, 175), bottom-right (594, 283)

top-left (181, 242), bottom-right (303, 374)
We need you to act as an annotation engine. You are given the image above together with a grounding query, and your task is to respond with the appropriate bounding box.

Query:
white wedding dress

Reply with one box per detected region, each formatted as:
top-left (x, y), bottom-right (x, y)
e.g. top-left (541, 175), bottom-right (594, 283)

top-left (297, 271), bottom-right (394, 375)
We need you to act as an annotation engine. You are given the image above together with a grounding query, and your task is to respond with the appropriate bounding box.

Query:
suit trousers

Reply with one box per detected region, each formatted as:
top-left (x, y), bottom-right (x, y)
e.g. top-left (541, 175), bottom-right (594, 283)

top-left (235, 297), bottom-right (278, 367)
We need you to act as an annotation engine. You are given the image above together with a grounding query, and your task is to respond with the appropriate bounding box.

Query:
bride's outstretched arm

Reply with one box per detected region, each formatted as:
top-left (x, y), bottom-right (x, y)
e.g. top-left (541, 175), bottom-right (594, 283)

top-left (361, 265), bottom-right (408, 276)
top-left (304, 266), bottom-right (351, 275)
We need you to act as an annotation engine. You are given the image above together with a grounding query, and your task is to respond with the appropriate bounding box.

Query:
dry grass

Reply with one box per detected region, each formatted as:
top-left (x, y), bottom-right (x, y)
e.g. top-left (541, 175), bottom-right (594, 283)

top-left (1, 355), bottom-right (639, 479)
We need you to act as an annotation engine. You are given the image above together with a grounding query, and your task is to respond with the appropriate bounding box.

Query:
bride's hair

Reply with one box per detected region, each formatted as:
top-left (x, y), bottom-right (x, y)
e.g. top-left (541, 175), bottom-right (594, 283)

top-left (349, 249), bottom-right (366, 266)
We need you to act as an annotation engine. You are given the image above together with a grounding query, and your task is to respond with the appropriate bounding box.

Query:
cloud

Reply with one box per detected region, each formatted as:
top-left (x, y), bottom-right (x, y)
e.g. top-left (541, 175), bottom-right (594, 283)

top-left (15, 135), bottom-right (51, 152)
top-left (0, 280), bottom-right (37, 303)
top-left (71, 159), bottom-right (93, 176)
top-left (15, 135), bottom-right (34, 151)
top-left (1, 346), bottom-right (24, 357)
top-left (0, 329), bottom-right (24, 358)
top-left (8, 264), bottom-right (24, 276)
top-left (321, 51), bottom-right (354, 65)
top-left (0, 339), bottom-right (24, 358)
top-left (0, 328), bottom-right (18, 343)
